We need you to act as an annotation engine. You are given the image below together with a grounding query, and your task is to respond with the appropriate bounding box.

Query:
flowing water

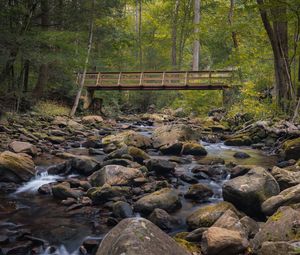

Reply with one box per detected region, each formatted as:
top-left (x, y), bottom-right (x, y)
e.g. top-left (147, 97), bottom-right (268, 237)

top-left (0, 124), bottom-right (279, 254)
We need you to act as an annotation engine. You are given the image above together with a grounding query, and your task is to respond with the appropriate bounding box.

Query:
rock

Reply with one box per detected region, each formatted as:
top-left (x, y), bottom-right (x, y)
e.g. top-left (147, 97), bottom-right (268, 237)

top-left (182, 142), bottom-right (207, 156)
top-left (52, 182), bottom-right (83, 200)
top-left (186, 202), bottom-right (239, 230)
top-left (240, 216), bottom-right (260, 239)
top-left (152, 124), bottom-right (200, 155)
top-left (83, 238), bottom-right (100, 254)
top-left (105, 146), bottom-right (150, 164)
top-left (179, 174), bottom-right (198, 184)
top-left (271, 166), bottom-right (300, 190)
top-left (283, 137), bottom-right (300, 160)
top-left (0, 241), bottom-right (33, 255)
top-left (258, 241), bottom-right (300, 255)
top-left (71, 155), bottom-right (100, 175)
top-left (184, 183), bottom-right (213, 201)
top-left (277, 159), bottom-right (296, 168)
top-left (113, 201), bottom-right (133, 219)
top-left (251, 206), bottom-right (300, 251)
top-left (96, 218), bottom-right (190, 255)
top-left (228, 165), bottom-right (255, 178)
top-left (82, 115), bottom-right (103, 124)
top-left (47, 136), bottom-right (65, 144)
top-left (38, 184), bottom-right (52, 195)
top-left (82, 136), bottom-right (102, 148)
top-left (213, 209), bottom-right (247, 238)
top-left (88, 184), bottom-right (130, 204)
top-left (102, 131), bottom-right (152, 149)
top-left (233, 152), bottom-right (250, 159)
top-left (262, 184), bottom-right (300, 216)
top-left (224, 135), bottom-right (252, 146)
top-left (134, 188), bottom-right (181, 214)
top-left (101, 158), bottom-right (140, 169)
top-left (0, 151), bottom-right (35, 183)
top-left (8, 141), bottom-right (37, 156)
top-left (197, 157), bottom-right (225, 165)
top-left (201, 227), bottom-right (249, 255)
top-left (88, 165), bottom-right (144, 186)
top-left (185, 227), bottom-right (208, 242)
top-left (223, 167), bottom-right (280, 217)
top-left (145, 159), bottom-right (176, 175)
top-left (148, 208), bottom-right (173, 231)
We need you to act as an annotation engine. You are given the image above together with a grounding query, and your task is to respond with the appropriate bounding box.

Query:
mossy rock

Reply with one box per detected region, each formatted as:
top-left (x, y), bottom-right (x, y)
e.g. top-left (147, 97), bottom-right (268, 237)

top-left (182, 142), bottom-right (207, 156)
top-left (174, 237), bottom-right (202, 254)
top-left (283, 137), bottom-right (300, 160)
top-left (224, 134), bottom-right (252, 146)
top-left (186, 201), bottom-right (240, 230)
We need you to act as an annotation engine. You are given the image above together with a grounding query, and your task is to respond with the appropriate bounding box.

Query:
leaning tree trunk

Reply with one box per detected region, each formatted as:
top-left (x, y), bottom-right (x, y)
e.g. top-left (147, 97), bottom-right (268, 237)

top-left (70, 0), bottom-right (95, 117)
top-left (192, 0), bottom-right (200, 71)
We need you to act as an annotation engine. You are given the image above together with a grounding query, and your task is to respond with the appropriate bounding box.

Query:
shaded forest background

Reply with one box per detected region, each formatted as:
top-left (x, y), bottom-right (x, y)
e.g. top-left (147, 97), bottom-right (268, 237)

top-left (0, 0), bottom-right (299, 119)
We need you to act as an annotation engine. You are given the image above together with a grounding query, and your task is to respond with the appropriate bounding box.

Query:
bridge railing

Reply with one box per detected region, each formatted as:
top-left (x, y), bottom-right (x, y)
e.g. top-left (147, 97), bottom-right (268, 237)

top-left (76, 70), bottom-right (233, 90)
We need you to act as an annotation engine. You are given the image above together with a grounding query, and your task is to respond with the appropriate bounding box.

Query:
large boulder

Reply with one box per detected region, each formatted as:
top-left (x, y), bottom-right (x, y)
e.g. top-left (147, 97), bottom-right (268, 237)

top-left (184, 183), bottom-right (213, 201)
top-left (182, 142), bottom-right (207, 156)
top-left (105, 146), bottom-right (149, 164)
top-left (145, 159), bottom-right (176, 175)
top-left (0, 151), bottom-right (35, 183)
top-left (70, 155), bottom-right (100, 175)
top-left (283, 137), bottom-right (300, 160)
top-left (52, 182), bottom-right (83, 200)
top-left (262, 184), bottom-right (300, 216)
top-left (96, 218), bottom-right (190, 255)
top-left (224, 134), bottom-right (252, 146)
top-left (102, 131), bottom-right (152, 149)
top-left (186, 201), bottom-right (239, 230)
top-left (88, 184), bottom-right (130, 204)
top-left (252, 206), bottom-right (300, 252)
top-left (134, 188), bottom-right (181, 214)
top-left (88, 165), bottom-right (144, 187)
top-left (8, 141), bottom-right (38, 156)
top-left (201, 227), bottom-right (249, 255)
top-left (152, 125), bottom-right (200, 154)
top-left (258, 241), bottom-right (300, 255)
top-left (223, 167), bottom-right (280, 217)
top-left (271, 166), bottom-right (300, 190)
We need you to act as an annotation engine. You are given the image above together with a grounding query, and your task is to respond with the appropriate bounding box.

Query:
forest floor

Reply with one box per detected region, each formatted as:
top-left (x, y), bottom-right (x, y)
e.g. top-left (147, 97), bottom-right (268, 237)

top-left (0, 111), bottom-right (300, 255)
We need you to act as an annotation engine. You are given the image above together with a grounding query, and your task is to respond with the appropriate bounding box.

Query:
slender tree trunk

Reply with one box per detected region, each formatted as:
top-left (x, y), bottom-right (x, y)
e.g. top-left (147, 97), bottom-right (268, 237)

top-left (33, 0), bottom-right (49, 97)
top-left (192, 0), bottom-right (200, 71)
top-left (23, 60), bottom-right (29, 93)
top-left (138, 0), bottom-right (142, 69)
top-left (228, 0), bottom-right (238, 48)
top-left (135, 0), bottom-right (139, 62)
top-left (257, 0), bottom-right (293, 112)
top-left (171, 0), bottom-right (180, 69)
top-left (70, 0), bottom-right (95, 117)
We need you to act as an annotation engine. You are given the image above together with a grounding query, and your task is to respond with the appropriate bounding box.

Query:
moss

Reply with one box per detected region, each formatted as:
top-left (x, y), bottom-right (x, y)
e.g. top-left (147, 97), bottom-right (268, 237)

top-left (33, 100), bottom-right (70, 116)
top-left (269, 211), bottom-right (283, 222)
top-left (174, 237), bottom-right (202, 253)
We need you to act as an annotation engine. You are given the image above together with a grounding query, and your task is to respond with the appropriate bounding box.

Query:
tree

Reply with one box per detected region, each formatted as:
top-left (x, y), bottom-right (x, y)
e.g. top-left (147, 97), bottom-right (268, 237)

top-left (70, 0), bottom-right (95, 117)
top-left (192, 0), bottom-right (200, 71)
top-left (257, 0), bottom-right (294, 112)
top-left (171, 0), bottom-right (180, 69)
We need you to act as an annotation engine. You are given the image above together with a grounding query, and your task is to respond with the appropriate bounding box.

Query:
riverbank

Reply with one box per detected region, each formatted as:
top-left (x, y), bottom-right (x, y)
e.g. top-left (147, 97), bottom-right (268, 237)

top-left (0, 112), bottom-right (300, 255)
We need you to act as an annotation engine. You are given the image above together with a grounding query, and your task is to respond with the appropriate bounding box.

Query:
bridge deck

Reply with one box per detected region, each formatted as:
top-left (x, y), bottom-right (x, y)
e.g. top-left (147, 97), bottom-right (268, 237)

top-left (78, 70), bottom-right (233, 90)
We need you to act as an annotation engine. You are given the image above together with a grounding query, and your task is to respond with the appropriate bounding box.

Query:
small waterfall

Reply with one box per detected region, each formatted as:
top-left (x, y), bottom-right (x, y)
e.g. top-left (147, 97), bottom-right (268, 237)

top-left (15, 171), bottom-right (62, 194)
top-left (40, 246), bottom-right (79, 255)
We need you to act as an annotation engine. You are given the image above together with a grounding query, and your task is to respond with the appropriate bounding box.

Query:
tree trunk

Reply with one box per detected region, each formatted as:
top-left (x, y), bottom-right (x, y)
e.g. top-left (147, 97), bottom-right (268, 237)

top-left (138, 0), bottom-right (142, 69)
top-left (171, 0), bottom-right (180, 69)
top-left (192, 0), bottom-right (200, 71)
top-left (228, 0), bottom-right (238, 48)
top-left (33, 0), bottom-right (49, 97)
top-left (23, 60), bottom-right (29, 93)
top-left (257, 0), bottom-right (293, 112)
top-left (70, 0), bottom-right (95, 117)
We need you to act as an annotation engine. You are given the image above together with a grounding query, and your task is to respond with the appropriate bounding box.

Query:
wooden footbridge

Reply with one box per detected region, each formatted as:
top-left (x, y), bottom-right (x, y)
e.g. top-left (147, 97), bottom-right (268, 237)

top-left (77, 70), bottom-right (235, 109)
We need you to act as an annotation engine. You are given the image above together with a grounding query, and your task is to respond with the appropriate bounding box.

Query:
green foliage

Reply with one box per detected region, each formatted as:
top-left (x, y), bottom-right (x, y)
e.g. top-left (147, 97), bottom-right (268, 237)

top-left (228, 81), bottom-right (276, 120)
top-left (33, 101), bottom-right (70, 116)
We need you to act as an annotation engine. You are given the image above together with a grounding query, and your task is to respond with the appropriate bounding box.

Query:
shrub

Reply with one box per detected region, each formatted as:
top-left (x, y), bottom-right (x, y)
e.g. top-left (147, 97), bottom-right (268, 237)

top-left (33, 100), bottom-right (70, 116)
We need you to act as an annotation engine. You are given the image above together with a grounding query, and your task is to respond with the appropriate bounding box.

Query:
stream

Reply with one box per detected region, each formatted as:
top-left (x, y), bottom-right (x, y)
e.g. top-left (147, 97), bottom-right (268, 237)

top-left (0, 123), bottom-right (278, 255)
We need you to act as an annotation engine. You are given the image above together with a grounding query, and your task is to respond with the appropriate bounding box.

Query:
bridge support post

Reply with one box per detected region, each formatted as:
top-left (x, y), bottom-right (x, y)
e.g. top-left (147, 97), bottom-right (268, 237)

top-left (83, 89), bottom-right (94, 110)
